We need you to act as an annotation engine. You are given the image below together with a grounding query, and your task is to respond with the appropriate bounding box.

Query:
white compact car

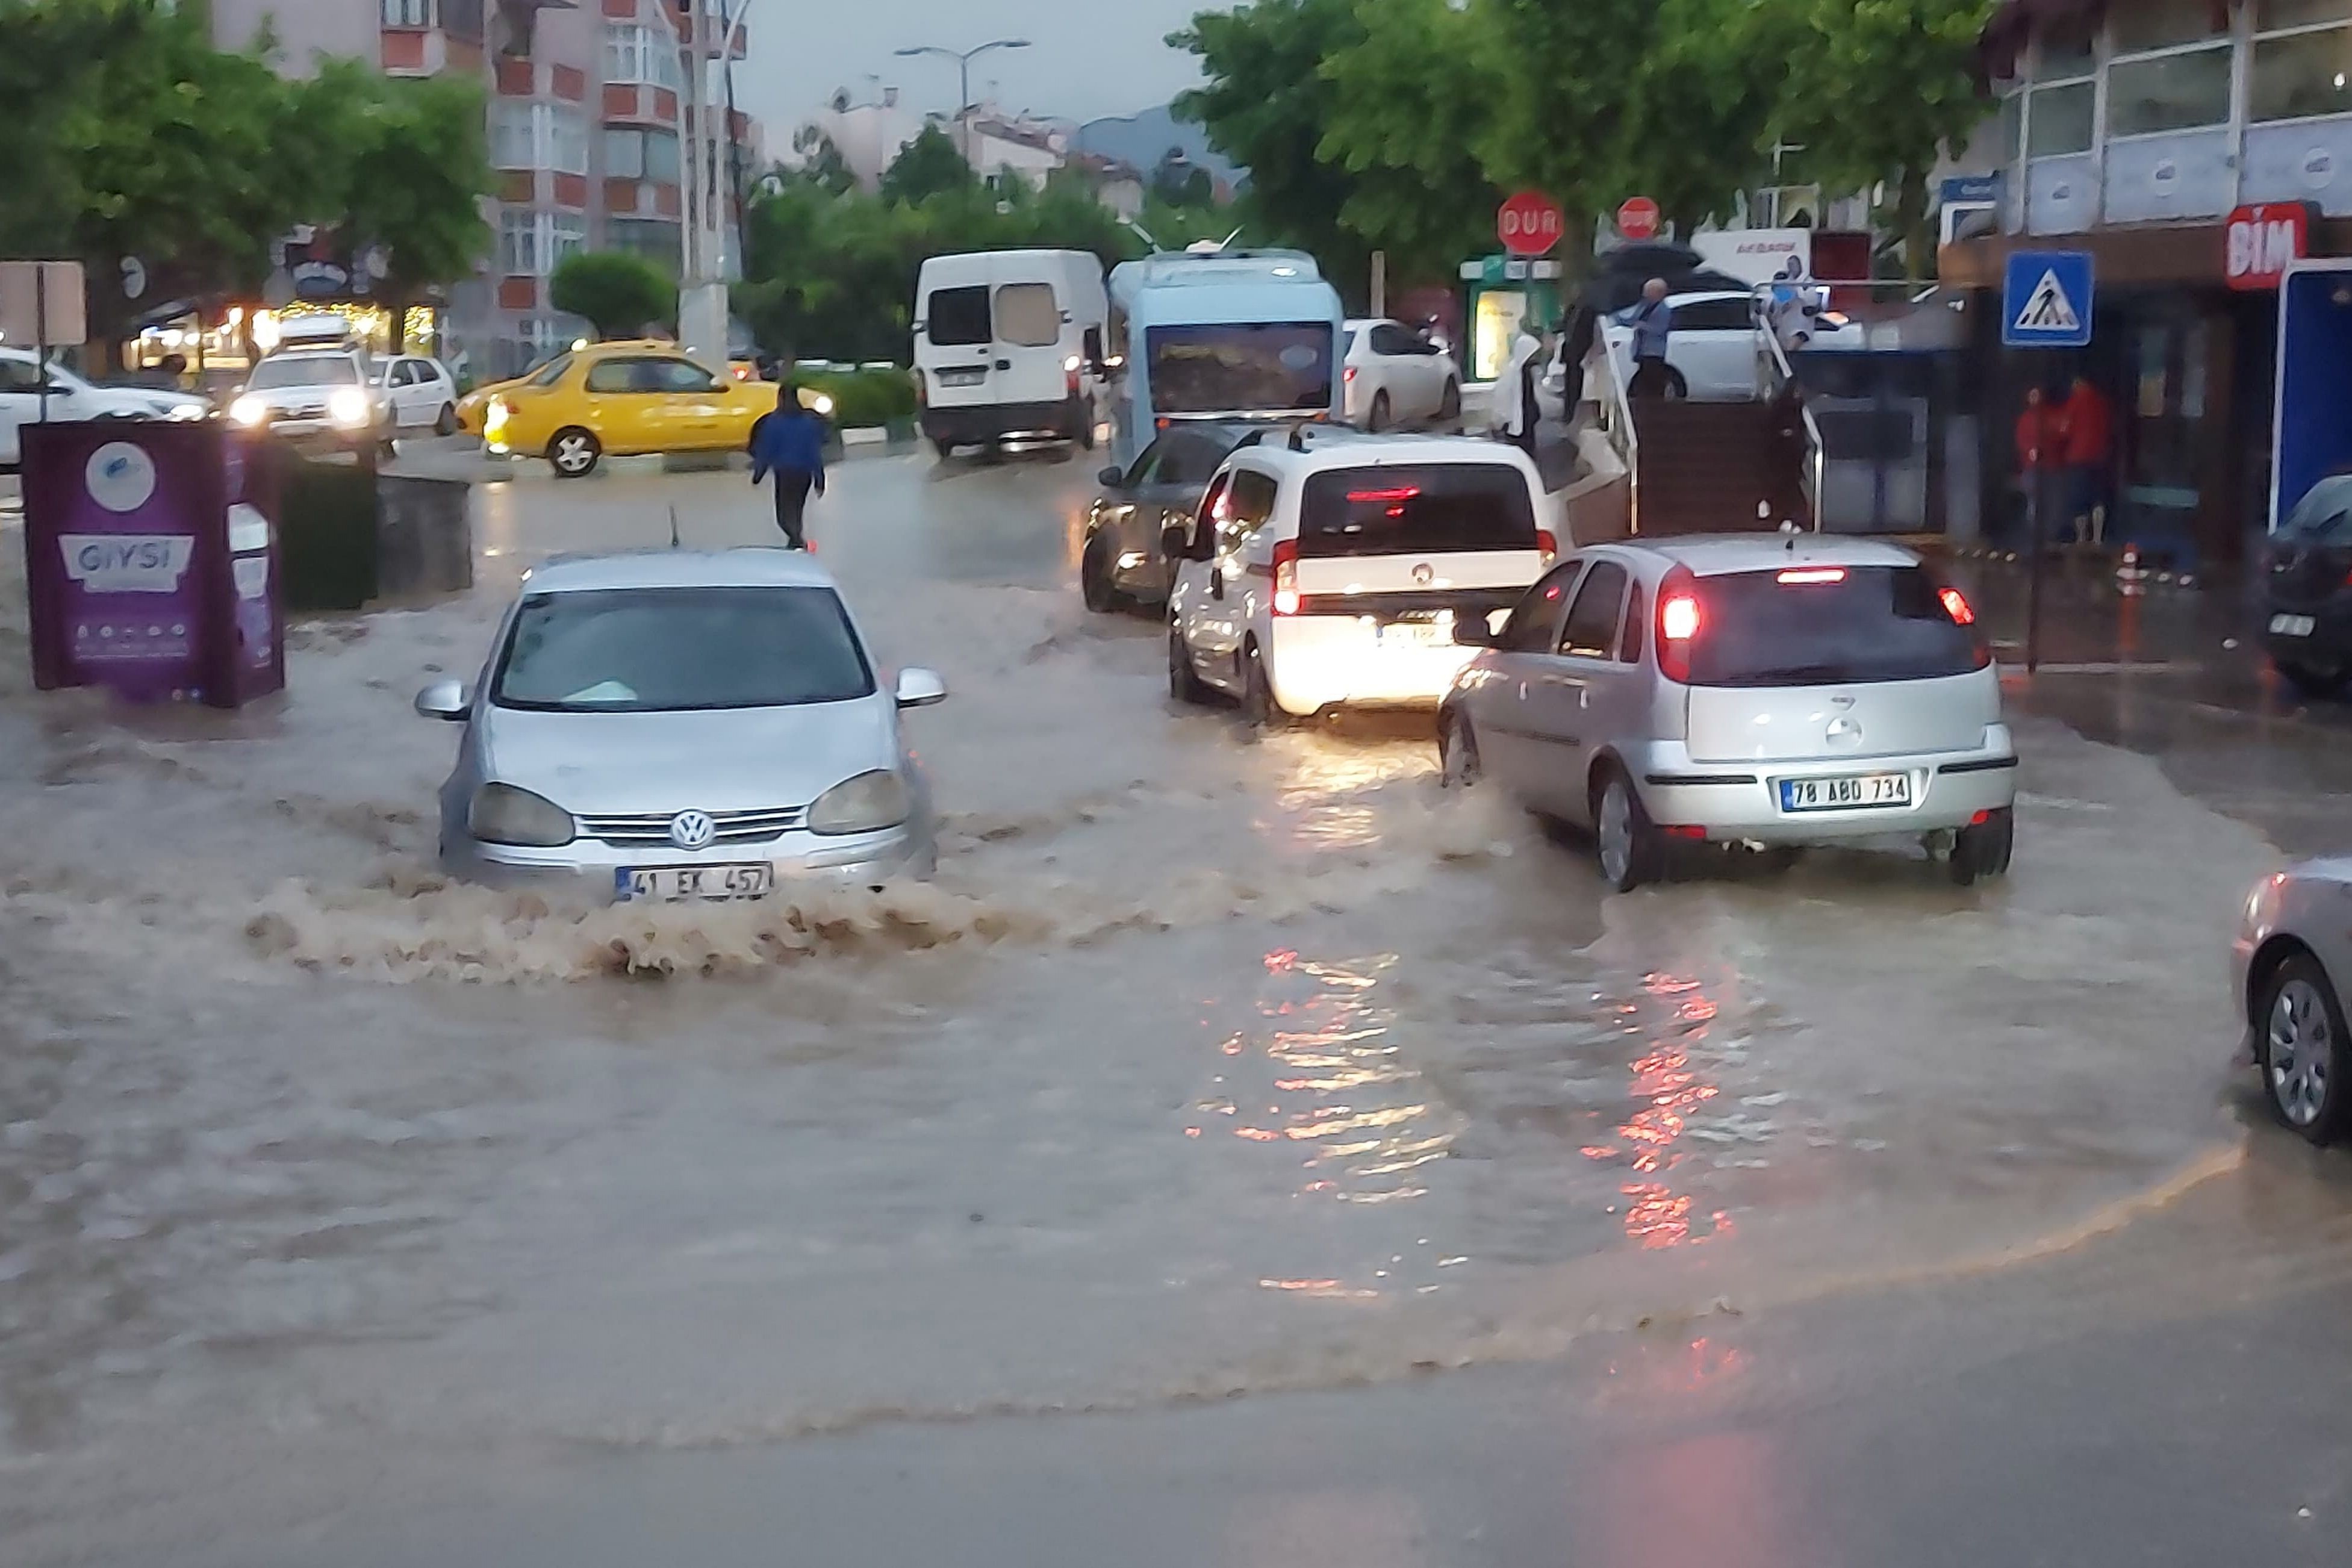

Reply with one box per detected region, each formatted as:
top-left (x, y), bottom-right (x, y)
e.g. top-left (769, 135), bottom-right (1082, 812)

top-left (1594, 289), bottom-right (1863, 402)
top-left (1342, 318), bottom-right (1463, 431)
top-left (0, 347), bottom-right (210, 467)
top-left (227, 347), bottom-right (396, 453)
top-left (1165, 431), bottom-right (1558, 723)
top-left (378, 353), bottom-right (461, 435)
top-left (1440, 535), bottom-right (2017, 891)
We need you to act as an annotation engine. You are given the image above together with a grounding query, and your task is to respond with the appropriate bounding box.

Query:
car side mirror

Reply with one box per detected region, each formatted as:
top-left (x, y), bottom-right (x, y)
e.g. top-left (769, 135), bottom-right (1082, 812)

top-left (1098, 465), bottom-right (1125, 487)
top-left (1452, 614), bottom-right (1496, 648)
top-left (1160, 520), bottom-right (1193, 562)
top-left (894, 667), bottom-right (948, 709)
top-left (414, 680), bottom-right (471, 721)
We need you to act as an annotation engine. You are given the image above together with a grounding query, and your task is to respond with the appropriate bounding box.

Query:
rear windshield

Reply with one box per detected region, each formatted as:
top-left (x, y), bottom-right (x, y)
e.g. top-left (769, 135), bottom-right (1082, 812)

top-left (1684, 565), bottom-right (1981, 686)
top-left (926, 285), bottom-right (991, 347)
top-left (1146, 323), bottom-right (1333, 414)
top-left (1298, 464), bottom-right (1537, 558)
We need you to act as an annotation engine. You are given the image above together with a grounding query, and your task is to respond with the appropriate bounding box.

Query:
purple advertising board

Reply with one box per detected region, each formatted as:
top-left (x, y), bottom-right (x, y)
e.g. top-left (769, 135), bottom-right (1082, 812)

top-left (20, 421), bottom-right (284, 708)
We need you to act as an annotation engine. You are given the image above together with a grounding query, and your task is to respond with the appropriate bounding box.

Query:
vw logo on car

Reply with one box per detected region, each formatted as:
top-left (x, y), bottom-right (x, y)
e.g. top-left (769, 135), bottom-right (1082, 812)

top-left (668, 810), bottom-right (717, 851)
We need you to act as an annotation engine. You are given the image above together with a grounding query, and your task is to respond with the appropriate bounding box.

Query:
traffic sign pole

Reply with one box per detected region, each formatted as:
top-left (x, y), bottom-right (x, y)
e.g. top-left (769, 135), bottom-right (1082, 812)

top-left (2001, 249), bottom-right (2095, 676)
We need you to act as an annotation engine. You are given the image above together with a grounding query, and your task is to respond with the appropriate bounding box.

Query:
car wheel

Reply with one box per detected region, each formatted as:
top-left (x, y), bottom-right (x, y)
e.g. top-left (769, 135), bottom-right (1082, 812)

top-left (1949, 807), bottom-right (2015, 886)
top-left (1664, 369), bottom-right (1690, 400)
top-left (1439, 709), bottom-right (1480, 788)
top-left (2278, 660), bottom-right (2348, 699)
top-left (2259, 953), bottom-right (2352, 1145)
top-left (1081, 534), bottom-right (1129, 614)
top-left (1592, 768), bottom-right (1662, 893)
top-left (931, 436), bottom-right (956, 460)
top-left (1072, 399), bottom-right (1097, 451)
top-left (549, 428), bottom-right (600, 479)
top-left (1168, 625), bottom-right (1212, 705)
top-left (1367, 391), bottom-right (1391, 432)
top-left (1438, 379), bottom-right (1461, 426)
top-left (433, 403), bottom-right (459, 437)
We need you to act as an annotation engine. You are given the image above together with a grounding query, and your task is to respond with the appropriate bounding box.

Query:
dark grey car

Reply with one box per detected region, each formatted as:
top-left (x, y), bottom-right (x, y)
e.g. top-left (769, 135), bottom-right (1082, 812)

top-left (1080, 422), bottom-right (1255, 612)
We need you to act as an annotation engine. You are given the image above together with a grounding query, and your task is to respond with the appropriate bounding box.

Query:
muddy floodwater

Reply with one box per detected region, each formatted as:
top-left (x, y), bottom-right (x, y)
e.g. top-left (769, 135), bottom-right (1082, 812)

top-left (0, 455), bottom-right (2279, 1561)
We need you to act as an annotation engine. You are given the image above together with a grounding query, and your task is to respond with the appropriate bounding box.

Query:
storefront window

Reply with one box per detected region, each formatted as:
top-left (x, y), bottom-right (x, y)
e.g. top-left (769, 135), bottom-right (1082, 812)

top-left (2000, 91), bottom-right (2024, 163)
top-left (2253, 17), bottom-right (2352, 122)
top-left (2112, 0), bottom-right (2228, 54)
top-left (2108, 46), bottom-right (2235, 135)
top-left (2029, 81), bottom-right (2097, 155)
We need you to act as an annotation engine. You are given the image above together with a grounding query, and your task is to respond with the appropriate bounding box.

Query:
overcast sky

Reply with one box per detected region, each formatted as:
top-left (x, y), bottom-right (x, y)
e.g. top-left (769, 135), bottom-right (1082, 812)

top-left (736, 0), bottom-right (1212, 134)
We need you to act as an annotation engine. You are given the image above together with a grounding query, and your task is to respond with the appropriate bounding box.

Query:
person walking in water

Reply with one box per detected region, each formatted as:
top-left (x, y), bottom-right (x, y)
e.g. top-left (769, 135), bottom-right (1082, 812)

top-left (750, 384), bottom-right (827, 550)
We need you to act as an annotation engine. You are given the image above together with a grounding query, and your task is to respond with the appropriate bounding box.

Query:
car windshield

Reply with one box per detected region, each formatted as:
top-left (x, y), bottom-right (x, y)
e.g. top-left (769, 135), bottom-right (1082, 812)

top-left (1298, 464), bottom-right (1538, 558)
top-left (1683, 565), bottom-right (1982, 686)
top-left (491, 585), bottom-right (876, 713)
top-left (1146, 323), bottom-right (1333, 414)
top-left (247, 355), bottom-right (359, 389)
top-left (526, 355), bottom-right (574, 388)
top-left (2279, 475), bottom-right (2352, 542)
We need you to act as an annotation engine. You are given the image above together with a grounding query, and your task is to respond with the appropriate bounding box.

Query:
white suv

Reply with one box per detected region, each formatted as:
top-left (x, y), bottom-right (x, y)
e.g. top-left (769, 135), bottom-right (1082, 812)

top-left (1440, 535), bottom-right (2017, 891)
top-left (1165, 431), bottom-right (1558, 722)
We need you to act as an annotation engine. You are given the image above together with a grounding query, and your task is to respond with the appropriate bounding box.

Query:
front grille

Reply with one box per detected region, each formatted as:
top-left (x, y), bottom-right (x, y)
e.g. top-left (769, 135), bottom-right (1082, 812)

top-left (576, 806), bottom-right (809, 847)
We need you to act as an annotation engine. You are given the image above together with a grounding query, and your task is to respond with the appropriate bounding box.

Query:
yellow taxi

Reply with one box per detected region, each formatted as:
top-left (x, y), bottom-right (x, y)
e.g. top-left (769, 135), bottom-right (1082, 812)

top-left (482, 341), bottom-right (825, 478)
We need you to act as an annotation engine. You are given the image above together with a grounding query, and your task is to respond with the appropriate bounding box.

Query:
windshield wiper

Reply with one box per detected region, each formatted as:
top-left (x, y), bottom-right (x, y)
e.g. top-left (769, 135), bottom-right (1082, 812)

top-left (1725, 663), bottom-right (1856, 685)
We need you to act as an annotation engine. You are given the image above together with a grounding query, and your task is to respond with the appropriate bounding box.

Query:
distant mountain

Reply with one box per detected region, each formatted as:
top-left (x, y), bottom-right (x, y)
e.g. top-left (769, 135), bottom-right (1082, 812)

top-left (1075, 104), bottom-right (1239, 182)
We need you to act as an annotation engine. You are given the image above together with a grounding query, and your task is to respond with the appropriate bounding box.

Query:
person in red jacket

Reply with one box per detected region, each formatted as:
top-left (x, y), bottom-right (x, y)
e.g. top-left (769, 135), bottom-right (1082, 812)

top-left (2014, 386), bottom-right (2068, 547)
top-left (2058, 374), bottom-right (2114, 546)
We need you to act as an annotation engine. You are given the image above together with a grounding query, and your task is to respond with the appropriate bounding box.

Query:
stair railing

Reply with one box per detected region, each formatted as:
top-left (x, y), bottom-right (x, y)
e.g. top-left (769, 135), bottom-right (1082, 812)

top-left (1590, 330), bottom-right (1643, 535)
top-left (1755, 298), bottom-right (1826, 534)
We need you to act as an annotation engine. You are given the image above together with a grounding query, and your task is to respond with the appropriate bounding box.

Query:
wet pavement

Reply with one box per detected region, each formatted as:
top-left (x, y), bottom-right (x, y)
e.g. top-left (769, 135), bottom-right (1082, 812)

top-left (0, 450), bottom-right (2346, 1564)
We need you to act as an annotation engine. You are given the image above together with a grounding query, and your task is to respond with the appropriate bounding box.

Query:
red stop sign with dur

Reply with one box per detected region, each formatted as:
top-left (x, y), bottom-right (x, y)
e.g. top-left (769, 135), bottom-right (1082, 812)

top-left (1616, 196), bottom-right (1662, 241)
top-left (1498, 191), bottom-right (1566, 257)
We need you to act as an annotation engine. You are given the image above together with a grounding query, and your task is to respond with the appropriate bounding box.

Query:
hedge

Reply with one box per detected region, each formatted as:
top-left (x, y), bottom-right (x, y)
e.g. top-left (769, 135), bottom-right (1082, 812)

top-left (794, 367), bottom-right (918, 431)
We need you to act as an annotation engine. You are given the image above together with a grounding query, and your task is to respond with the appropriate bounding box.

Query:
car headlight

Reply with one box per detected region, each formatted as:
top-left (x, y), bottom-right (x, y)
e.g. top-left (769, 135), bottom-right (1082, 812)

top-left (468, 783), bottom-right (576, 847)
top-left (809, 392), bottom-right (835, 417)
top-left (229, 394), bottom-right (268, 427)
top-left (328, 387), bottom-right (372, 429)
top-left (806, 770), bottom-right (910, 836)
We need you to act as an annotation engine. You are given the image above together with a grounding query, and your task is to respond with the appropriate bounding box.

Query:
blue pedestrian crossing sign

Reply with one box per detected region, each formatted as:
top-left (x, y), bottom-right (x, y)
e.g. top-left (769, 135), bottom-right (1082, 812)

top-left (2003, 250), bottom-right (2095, 349)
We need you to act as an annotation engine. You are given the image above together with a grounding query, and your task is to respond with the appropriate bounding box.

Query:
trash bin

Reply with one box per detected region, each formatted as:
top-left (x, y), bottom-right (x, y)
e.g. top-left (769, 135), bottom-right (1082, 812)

top-left (20, 420), bottom-right (284, 708)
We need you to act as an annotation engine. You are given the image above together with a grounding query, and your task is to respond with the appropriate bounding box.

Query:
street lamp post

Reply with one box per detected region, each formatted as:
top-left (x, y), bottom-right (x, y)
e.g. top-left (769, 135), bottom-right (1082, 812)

top-left (892, 39), bottom-right (1030, 164)
top-left (677, 0), bottom-right (761, 370)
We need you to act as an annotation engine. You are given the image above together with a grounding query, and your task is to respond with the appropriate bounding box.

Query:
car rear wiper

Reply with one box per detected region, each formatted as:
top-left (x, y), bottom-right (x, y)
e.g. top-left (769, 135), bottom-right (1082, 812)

top-left (1725, 663), bottom-right (1855, 685)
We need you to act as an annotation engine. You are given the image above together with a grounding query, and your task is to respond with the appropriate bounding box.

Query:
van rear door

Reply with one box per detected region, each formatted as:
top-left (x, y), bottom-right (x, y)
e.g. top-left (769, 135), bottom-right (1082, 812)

top-left (921, 280), bottom-right (995, 412)
top-left (989, 275), bottom-right (1069, 412)
top-left (1290, 463), bottom-right (1552, 612)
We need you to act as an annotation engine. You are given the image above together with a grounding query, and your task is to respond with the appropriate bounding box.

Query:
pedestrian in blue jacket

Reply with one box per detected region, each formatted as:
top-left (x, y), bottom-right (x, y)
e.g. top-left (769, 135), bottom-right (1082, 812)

top-left (749, 385), bottom-right (827, 549)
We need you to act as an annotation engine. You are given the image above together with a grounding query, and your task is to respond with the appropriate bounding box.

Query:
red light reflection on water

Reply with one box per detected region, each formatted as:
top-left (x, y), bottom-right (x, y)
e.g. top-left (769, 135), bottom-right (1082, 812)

top-left (1587, 970), bottom-right (1733, 1251)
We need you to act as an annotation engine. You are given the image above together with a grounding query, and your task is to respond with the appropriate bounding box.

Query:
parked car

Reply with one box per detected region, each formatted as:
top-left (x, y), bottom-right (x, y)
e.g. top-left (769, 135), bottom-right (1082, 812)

top-left (1081, 420), bottom-right (1257, 612)
top-left (2262, 473), bottom-right (2352, 698)
top-left (417, 549), bottom-right (947, 898)
top-left (1342, 318), bottom-right (1463, 432)
top-left (376, 353), bottom-right (461, 435)
top-left (0, 347), bottom-right (210, 468)
top-left (226, 347), bottom-right (396, 455)
top-left (1590, 289), bottom-right (1862, 403)
top-left (481, 342), bottom-right (789, 478)
top-left (1440, 535), bottom-right (2016, 892)
top-left (1165, 431), bottom-right (1558, 723)
top-left (2236, 860), bottom-right (2352, 1143)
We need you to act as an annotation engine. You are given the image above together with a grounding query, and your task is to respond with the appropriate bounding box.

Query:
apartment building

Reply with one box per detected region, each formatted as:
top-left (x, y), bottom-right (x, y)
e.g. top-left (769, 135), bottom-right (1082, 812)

top-left (210, 0), bottom-right (759, 378)
top-left (1942, 0), bottom-right (2352, 567)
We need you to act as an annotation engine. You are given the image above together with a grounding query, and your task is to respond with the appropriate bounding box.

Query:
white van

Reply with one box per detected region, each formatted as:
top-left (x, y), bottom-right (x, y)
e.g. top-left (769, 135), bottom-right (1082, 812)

top-left (913, 249), bottom-right (1109, 456)
top-left (1165, 430), bottom-right (1560, 723)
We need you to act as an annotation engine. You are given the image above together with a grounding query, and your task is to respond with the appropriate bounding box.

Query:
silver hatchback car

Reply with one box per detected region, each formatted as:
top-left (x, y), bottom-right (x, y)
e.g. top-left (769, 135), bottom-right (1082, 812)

top-left (1441, 536), bottom-right (2017, 891)
top-left (2235, 860), bottom-right (2352, 1144)
top-left (417, 549), bottom-right (946, 900)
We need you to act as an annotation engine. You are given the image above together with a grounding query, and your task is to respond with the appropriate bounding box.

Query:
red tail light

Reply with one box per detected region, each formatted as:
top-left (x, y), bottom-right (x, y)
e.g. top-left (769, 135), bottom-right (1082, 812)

top-left (1344, 365), bottom-right (1358, 384)
top-left (1272, 539), bottom-right (1299, 615)
top-left (1938, 585), bottom-right (1976, 625)
top-left (1535, 529), bottom-right (1557, 562)
top-left (1778, 567), bottom-right (1846, 585)
top-left (1347, 486), bottom-right (1420, 503)
top-left (1656, 565), bottom-right (1700, 682)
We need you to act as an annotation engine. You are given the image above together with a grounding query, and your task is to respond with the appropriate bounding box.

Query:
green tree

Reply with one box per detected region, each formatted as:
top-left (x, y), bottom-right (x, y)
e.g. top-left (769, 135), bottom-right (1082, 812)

top-left (1773, 0), bottom-right (1999, 273)
top-left (551, 250), bottom-right (676, 338)
top-left (297, 61), bottom-right (493, 348)
top-left (1316, 0), bottom-right (1508, 286)
top-left (1150, 148), bottom-right (1214, 208)
top-left (790, 125), bottom-right (858, 196)
top-left (1612, 0), bottom-right (1801, 234)
top-left (880, 125), bottom-right (975, 205)
top-left (1169, 0), bottom-right (1372, 293)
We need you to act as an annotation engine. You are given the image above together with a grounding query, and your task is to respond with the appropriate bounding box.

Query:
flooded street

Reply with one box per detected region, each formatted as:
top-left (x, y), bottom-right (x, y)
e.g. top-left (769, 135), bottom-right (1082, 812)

top-left (0, 451), bottom-right (2330, 1564)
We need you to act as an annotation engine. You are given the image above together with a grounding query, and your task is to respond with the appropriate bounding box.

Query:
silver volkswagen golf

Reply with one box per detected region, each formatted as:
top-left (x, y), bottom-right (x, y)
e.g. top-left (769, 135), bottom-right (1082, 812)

top-left (1441, 535), bottom-right (2017, 892)
top-left (417, 549), bottom-right (946, 900)
top-left (2236, 860), bottom-right (2352, 1144)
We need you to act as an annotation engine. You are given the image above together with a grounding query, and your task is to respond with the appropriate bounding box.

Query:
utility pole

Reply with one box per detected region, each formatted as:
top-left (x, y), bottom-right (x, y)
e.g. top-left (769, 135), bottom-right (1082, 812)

top-left (677, 0), bottom-right (749, 371)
